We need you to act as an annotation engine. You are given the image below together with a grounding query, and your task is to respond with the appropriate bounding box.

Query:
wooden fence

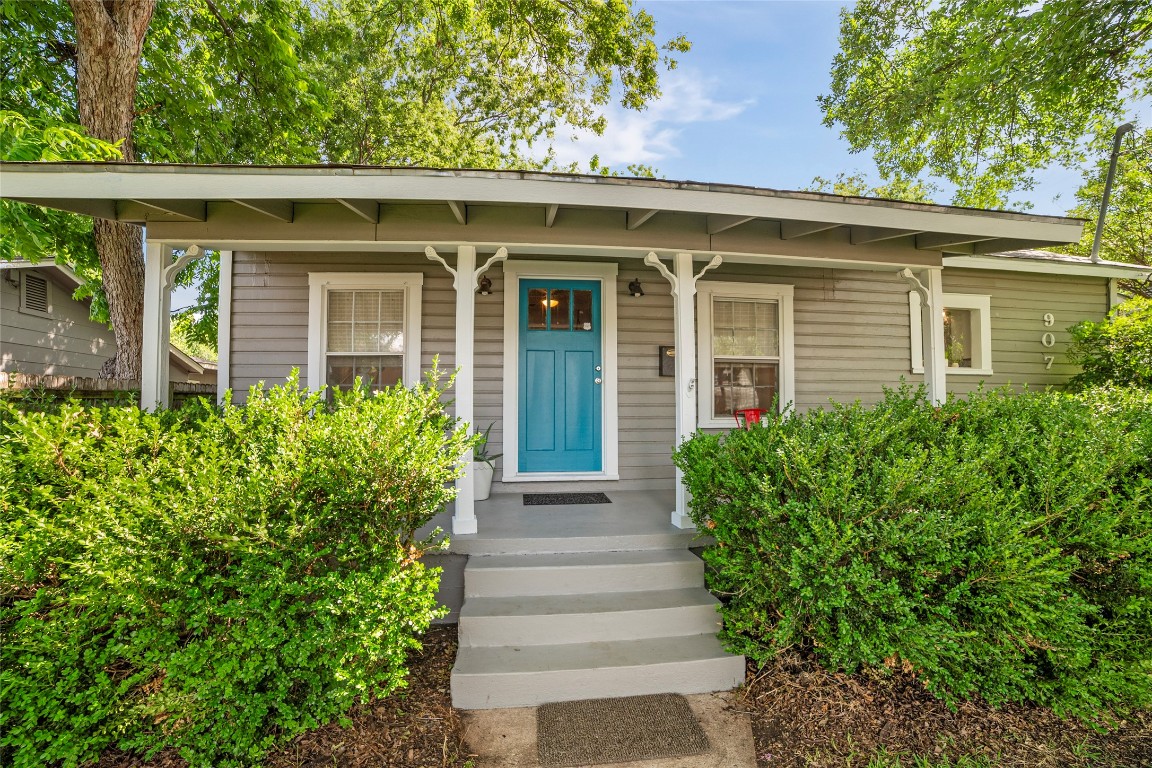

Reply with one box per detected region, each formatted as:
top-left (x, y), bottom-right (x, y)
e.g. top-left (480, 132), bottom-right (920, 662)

top-left (0, 373), bottom-right (216, 408)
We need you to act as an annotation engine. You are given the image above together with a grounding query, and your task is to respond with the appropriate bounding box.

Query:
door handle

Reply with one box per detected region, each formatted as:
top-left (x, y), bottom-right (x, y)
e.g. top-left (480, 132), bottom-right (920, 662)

top-left (594, 377), bottom-right (602, 385)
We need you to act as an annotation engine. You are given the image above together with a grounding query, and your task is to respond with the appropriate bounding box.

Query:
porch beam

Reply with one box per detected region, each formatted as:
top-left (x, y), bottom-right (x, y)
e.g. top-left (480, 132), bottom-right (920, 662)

top-left (915, 232), bottom-right (992, 252)
top-left (129, 198), bottom-right (206, 221)
top-left (626, 208), bottom-right (658, 230)
top-left (336, 198), bottom-right (380, 223)
top-left (707, 214), bottom-right (756, 235)
top-left (850, 225), bottom-right (919, 245)
top-left (779, 220), bottom-right (841, 240)
top-left (231, 199), bottom-right (294, 223)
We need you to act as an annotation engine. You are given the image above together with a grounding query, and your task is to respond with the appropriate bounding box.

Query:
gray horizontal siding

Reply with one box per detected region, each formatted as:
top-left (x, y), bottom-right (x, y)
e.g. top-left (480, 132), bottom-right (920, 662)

top-left (1, 273), bottom-right (116, 378)
top-left (228, 253), bottom-right (1111, 495)
top-left (941, 269), bottom-right (1108, 395)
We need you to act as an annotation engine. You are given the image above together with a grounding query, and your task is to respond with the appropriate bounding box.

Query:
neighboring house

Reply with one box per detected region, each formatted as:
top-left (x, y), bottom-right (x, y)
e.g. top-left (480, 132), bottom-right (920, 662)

top-left (0, 260), bottom-right (216, 384)
top-left (5, 163), bottom-right (1150, 710)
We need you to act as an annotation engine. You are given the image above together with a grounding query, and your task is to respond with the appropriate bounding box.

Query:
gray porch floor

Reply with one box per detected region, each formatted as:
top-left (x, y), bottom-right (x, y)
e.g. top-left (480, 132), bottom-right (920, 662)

top-left (422, 490), bottom-right (705, 555)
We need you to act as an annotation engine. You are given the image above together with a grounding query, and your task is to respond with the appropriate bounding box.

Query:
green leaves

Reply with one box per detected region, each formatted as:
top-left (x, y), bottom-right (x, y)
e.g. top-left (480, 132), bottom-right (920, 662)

top-left (0, 368), bottom-right (474, 766)
top-left (1067, 296), bottom-right (1152, 389)
top-left (821, 0), bottom-right (1152, 208)
top-left (675, 386), bottom-right (1152, 719)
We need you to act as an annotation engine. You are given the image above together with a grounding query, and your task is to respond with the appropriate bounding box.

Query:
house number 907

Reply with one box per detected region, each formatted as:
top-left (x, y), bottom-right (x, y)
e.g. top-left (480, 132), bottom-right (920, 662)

top-left (1042, 313), bottom-right (1056, 369)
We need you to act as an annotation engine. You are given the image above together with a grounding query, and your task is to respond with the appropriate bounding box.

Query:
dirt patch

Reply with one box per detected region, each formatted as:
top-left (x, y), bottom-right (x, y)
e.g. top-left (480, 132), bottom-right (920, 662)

top-left (740, 652), bottom-right (1151, 767)
top-left (97, 625), bottom-right (470, 768)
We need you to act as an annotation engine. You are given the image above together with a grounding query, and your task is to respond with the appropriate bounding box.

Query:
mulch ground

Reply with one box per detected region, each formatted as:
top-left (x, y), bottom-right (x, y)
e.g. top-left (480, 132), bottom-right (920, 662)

top-left (97, 628), bottom-right (1151, 768)
top-left (739, 651), bottom-right (1152, 768)
top-left (97, 625), bottom-right (470, 768)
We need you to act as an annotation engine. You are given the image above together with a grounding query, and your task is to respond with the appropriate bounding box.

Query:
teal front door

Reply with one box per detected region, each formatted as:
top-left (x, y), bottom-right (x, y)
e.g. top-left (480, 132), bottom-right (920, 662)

top-left (519, 279), bottom-right (603, 473)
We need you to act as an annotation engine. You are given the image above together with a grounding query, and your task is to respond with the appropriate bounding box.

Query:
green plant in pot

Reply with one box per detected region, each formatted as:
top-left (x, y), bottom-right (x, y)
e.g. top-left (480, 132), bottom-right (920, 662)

top-left (946, 338), bottom-right (966, 367)
top-left (472, 423), bottom-right (502, 500)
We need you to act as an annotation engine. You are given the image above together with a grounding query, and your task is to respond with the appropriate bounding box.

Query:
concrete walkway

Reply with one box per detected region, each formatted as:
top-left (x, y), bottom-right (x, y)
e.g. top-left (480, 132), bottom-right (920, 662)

top-left (461, 692), bottom-right (757, 768)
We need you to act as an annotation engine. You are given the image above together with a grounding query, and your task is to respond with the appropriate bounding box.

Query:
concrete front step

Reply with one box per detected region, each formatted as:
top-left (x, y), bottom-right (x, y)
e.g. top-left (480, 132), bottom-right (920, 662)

top-left (458, 588), bottom-right (722, 647)
top-left (451, 633), bottom-right (746, 709)
top-left (464, 549), bottom-right (703, 597)
top-left (450, 530), bottom-right (702, 555)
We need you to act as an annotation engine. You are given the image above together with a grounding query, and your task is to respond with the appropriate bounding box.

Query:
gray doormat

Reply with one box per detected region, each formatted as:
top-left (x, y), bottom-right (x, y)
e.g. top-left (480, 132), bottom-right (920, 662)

top-left (536, 693), bottom-right (710, 767)
top-left (524, 492), bottom-right (611, 505)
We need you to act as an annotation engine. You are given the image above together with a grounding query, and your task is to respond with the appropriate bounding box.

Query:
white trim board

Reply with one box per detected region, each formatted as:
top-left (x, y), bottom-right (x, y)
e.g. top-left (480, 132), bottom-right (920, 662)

top-left (501, 259), bottom-right (620, 483)
top-left (307, 272), bottom-right (424, 392)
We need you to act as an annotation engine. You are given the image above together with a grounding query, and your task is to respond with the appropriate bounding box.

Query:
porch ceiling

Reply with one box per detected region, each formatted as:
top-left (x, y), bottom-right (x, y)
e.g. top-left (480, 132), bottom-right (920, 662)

top-left (0, 162), bottom-right (1085, 259)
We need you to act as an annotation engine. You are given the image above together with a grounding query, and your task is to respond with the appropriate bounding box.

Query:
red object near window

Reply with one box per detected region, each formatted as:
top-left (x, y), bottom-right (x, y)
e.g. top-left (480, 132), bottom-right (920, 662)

top-left (734, 408), bottom-right (767, 429)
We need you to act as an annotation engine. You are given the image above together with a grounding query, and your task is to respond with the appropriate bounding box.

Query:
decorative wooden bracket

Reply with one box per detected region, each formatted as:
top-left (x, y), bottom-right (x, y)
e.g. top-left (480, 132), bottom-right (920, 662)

top-left (643, 252), bottom-right (723, 299)
top-left (898, 267), bottom-right (930, 301)
top-left (163, 245), bottom-right (204, 291)
top-left (426, 245), bottom-right (509, 291)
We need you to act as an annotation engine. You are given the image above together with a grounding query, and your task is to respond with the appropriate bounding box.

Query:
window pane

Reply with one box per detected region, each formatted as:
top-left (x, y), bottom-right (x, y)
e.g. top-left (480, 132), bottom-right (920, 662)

top-left (327, 355), bottom-right (403, 391)
top-left (573, 289), bottom-right (593, 330)
top-left (353, 291), bottom-right (379, 321)
top-left (328, 291), bottom-right (354, 322)
top-left (549, 289), bottom-right (570, 330)
top-left (327, 322), bottom-right (353, 353)
top-left (353, 322), bottom-right (379, 352)
top-left (528, 288), bottom-right (547, 329)
top-left (713, 361), bottom-right (778, 419)
top-left (944, 308), bottom-right (973, 367)
top-left (713, 299), bottom-right (778, 357)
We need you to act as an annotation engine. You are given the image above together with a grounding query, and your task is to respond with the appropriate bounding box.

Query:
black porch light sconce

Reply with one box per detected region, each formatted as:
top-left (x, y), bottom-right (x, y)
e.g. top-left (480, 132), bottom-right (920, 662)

top-left (477, 275), bottom-right (493, 295)
top-left (628, 278), bottom-right (644, 297)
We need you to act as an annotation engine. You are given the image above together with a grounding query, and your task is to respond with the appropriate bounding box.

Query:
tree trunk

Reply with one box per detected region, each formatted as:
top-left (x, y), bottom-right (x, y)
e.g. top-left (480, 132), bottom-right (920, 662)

top-left (69, 0), bottom-right (155, 379)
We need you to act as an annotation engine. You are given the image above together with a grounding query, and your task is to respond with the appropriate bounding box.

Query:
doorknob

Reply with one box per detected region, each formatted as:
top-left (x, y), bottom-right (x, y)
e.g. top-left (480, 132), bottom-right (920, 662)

top-left (594, 377), bottom-right (602, 385)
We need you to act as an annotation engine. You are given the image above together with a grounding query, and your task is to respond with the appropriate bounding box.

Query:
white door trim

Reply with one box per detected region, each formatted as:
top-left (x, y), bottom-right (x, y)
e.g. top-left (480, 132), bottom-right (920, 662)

top-left (501, 259), bottom-right (620, 482)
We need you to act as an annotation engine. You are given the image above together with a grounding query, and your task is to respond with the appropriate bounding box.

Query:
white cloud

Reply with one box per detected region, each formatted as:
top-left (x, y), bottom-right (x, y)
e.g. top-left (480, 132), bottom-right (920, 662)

top-left (546, 69), bottom-right (753, 169)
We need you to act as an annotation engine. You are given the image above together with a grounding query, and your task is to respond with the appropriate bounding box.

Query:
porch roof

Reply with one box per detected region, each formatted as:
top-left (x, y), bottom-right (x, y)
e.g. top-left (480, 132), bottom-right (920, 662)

top-left (1, 162), bottom-right (1086, 261)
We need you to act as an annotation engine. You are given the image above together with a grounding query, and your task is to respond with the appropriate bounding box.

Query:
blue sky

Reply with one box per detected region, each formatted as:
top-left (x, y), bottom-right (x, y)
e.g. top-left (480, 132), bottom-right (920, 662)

top-left (548, 0), bottom-right (1088, 217)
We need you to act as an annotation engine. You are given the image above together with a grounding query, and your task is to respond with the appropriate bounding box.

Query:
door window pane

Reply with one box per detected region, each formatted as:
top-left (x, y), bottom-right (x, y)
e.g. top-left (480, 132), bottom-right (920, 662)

top-left (549, 289), bottom-right (570, 330)
top-left (573, 290), bottom-right (593, 330)
top-left (528, 288), bottom-right (547, 329)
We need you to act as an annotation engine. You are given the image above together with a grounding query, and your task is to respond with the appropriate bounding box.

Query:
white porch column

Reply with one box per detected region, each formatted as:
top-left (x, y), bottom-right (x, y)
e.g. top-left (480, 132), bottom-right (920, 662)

top-left (900, 267), bottom-right (946, 406)
top-left (922, 269), bottom-right (946, 406)
top-left (453, 245), bottom-right (479, 535)
top-left (140, 242), bottom-right (172, 411)
top-left (426, 244), bottom-right (508, 536)
top-left (141, 243), bottom-right (207, 411)
top-left (671, 252), bottom-right (698, 529)
top-left (216, 250), bottom-right (233, 405)
top-left (644, 251), bottom-right (723, 529)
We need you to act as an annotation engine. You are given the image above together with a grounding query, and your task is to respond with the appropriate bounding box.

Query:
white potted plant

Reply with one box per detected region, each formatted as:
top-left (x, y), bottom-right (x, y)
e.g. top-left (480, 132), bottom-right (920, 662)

top-left (946, 339), bottom-right (965, 368)
top-left (471, 423), bottom-right (501, 501)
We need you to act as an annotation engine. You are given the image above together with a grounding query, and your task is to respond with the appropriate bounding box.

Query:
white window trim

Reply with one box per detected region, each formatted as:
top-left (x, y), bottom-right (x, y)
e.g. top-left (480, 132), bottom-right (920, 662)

top-left (501, 259), bottom-right (619, 483)
top-left (696, 281), bottom-right (795, 429)
top-left (307, 272), bottom-right (424, 392)
top-left (909, 292), bottom-right (993, 376)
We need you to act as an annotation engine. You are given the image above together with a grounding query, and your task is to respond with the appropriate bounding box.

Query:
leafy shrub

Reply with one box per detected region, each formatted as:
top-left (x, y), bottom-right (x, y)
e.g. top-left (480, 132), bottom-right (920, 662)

top-left (0, 370), bottom-right (473, 767)
top-left (1067, 296), bottom-right (1152, 390)
top-left (675, 386), bottom-right (1152, 718)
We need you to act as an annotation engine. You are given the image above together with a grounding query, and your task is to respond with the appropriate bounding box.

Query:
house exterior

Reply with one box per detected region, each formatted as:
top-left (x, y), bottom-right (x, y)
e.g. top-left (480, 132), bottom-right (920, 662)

top-left (4, 163), bottom-right (1149, 708)
top-left (1, 260), bottom-right (216, 384)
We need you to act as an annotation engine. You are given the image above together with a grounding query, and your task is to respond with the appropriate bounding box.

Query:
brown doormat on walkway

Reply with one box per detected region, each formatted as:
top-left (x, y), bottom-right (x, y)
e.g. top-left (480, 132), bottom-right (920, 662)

top-left (536, 693), bottom-right (710, 767)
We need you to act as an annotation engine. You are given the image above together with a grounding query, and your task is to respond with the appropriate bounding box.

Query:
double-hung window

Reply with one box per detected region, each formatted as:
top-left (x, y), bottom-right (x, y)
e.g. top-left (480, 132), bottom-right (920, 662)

top-left (696, 282), bottom-right (795, 427)
top-left (307, 273), bottom-right (423, 392)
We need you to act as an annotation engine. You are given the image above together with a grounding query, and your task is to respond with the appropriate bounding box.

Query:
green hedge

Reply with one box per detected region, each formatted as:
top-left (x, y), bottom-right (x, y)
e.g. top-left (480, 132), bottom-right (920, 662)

top-left (0, 371), bottom-right (473, 767)
top-left (674, 387), bottom-right (1152, 718)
